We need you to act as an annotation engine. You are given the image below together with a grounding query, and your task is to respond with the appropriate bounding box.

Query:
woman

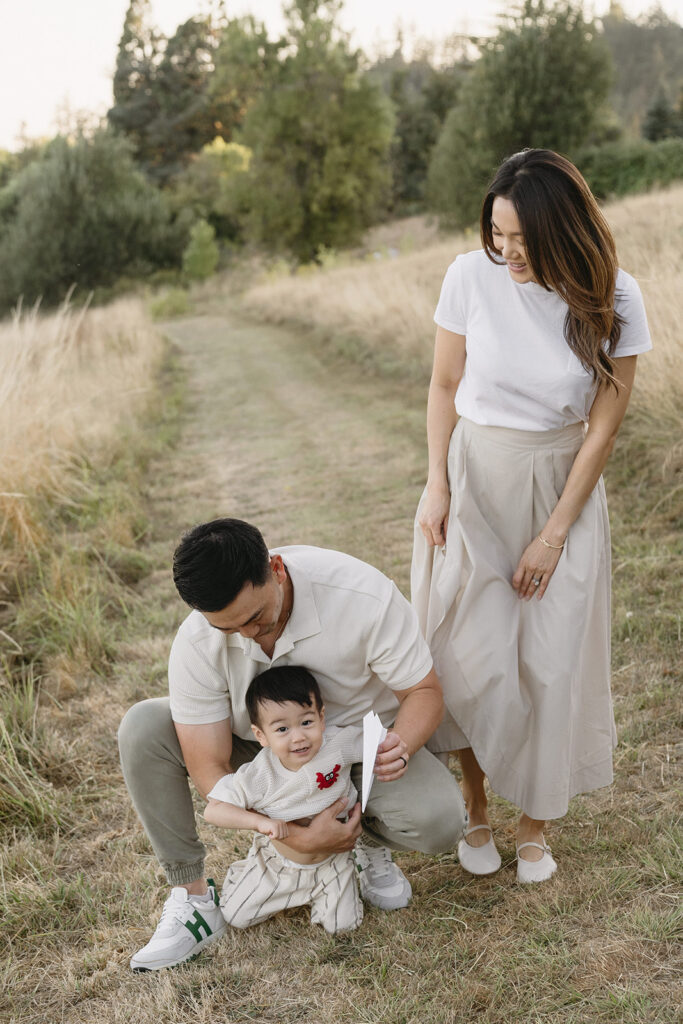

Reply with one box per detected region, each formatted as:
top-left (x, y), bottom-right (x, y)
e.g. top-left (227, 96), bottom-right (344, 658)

top-left (411, 149), bottom-right (651, 883)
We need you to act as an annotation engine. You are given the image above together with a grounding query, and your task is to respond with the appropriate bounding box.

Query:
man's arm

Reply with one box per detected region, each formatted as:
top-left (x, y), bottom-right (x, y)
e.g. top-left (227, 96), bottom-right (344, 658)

top-left (374, 667), bottom-right (444, 782)
top-left (174, 719), bottom-right (234, 799)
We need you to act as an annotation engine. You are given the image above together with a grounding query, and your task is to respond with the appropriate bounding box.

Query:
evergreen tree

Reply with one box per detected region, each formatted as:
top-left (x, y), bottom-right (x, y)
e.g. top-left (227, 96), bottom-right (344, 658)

top-left (237, 0), bottom-right (394, 260)
top-left (148, 16), bottom-right (222, 179)
top-left (369, 48), bottom-right (466, 211)
top-left (642, 88), bottom-right (682, 140)
top-left (602, 4), bottom-right (683, 134)
top-left (427, 0), bottom-right (613, 228)
top-left (109, 4), bottom-right (224, 180)
top-left (209, 16), bottom-right (281, 140)
top-left (171, 138), bottom-right (251, 241)
top-left (108, 0), bottom-right (161, 163)
top-left (182, 219), bottom-right (220, 280)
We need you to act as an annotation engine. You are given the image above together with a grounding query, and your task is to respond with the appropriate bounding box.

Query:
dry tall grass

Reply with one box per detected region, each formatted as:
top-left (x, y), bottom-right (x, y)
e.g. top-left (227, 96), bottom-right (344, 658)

top-left (0, 296), bottom-right (164, 561)
top-left (0, 296), bottom-right (166, 834)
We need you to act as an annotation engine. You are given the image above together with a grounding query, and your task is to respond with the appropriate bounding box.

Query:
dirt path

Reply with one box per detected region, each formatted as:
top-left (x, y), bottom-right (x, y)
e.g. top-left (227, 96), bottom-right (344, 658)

top-left (161, 312), bottom-right (428, 589)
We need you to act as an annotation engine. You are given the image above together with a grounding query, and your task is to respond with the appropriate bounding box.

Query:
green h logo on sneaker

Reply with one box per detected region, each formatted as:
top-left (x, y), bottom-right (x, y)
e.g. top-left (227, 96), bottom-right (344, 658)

top-left (184, 909), bottom-right (213, 942)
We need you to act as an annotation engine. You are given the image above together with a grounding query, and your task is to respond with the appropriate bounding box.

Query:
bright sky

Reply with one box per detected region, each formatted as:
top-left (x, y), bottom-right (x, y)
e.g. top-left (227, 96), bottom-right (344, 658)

top-left (1, 1), bottom-right (682, 150)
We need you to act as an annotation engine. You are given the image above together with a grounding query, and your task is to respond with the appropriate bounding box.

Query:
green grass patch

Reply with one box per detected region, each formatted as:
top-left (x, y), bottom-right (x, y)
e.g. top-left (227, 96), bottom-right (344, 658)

top-left (148, 287), bottom-right (192, 321)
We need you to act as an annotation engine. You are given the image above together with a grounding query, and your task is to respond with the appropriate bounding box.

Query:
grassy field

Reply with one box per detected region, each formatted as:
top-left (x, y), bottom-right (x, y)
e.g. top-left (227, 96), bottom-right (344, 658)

top-left (1, 188), bottom-right (681, 1023)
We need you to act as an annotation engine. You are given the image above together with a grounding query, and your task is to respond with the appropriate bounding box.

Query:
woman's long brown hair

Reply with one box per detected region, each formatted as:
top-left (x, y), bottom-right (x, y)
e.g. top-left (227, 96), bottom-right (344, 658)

top-left (480, 149), bottom-right (623, 391)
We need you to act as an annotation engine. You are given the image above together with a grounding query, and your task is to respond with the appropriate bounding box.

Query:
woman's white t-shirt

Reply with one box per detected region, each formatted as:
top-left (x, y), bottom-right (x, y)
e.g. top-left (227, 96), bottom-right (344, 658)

top-left (434, 249), bottom-right (652, 430)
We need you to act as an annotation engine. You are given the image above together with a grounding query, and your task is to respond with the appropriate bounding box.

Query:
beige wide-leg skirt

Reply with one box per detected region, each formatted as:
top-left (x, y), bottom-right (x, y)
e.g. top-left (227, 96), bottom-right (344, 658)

top-left (411, 417), bottom-right (616, 821)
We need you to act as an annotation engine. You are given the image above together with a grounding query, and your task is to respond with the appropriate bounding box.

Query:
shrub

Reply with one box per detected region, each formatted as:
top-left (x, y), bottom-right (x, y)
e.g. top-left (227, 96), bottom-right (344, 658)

top-left (182, 219), bottom-right (219, 281)
top-left (170, 138), bottom-right (251, 242)
top-left (0, 130), bottom-right (184, 313)
top-left (576, 138), bottom-right (683, 199)
top-left (148, 287), bottom-right (192, 320)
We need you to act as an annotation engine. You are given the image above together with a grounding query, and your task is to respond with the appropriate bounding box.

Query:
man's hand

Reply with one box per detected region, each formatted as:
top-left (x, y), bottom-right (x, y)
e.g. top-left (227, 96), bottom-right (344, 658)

top-left (374, 730), bottom-right (409, 782)
top-left (284, 798), bottom-right (361, 856)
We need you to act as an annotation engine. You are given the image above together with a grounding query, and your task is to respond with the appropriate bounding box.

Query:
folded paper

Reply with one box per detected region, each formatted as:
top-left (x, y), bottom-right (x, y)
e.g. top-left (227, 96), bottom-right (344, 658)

top-left (361, 710), bottom-right (387, 811)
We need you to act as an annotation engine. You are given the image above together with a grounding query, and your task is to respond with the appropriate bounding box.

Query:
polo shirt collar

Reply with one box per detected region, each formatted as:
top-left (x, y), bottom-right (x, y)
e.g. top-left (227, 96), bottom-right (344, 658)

top-left (240, 551), bottom-right (321, 662)
top-left (273, 552), bottom-right (321, 655)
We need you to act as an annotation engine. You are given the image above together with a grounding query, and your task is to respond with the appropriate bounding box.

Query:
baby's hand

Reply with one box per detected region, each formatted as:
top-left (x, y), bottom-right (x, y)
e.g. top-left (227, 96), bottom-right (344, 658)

top-left (257, 817), bottom-right (289, 840)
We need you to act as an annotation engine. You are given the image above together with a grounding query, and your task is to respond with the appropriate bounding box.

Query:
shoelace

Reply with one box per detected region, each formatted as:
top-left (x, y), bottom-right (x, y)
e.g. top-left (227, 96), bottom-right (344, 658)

top-left (357, 845), bottom-right (392, 881)
top-left (154, 892), bottom-right (201, 935)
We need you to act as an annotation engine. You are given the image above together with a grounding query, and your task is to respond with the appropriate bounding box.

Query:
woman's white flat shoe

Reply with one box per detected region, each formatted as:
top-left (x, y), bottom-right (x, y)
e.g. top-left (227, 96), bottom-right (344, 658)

top-left (516, 841), bottom-right (557, 883)
top-left (458, 824), bottom-right (502, 875)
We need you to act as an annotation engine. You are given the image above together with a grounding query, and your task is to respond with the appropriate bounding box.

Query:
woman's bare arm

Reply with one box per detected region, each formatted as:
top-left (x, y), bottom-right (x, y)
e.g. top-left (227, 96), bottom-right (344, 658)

top-left (419, 326), bottom-right (467, 547)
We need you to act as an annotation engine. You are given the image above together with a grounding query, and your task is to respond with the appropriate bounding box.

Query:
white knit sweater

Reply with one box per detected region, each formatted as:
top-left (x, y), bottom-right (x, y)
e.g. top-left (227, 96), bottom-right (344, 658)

top-left (206, 726), bottom-right (364, 821)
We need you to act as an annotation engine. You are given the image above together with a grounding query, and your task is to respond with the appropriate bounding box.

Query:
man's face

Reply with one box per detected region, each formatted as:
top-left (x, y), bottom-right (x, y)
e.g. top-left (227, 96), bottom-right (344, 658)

top-left (251, 699), bottom-right (325, 771)
top-left (202, 556), bottom-right (287, 643)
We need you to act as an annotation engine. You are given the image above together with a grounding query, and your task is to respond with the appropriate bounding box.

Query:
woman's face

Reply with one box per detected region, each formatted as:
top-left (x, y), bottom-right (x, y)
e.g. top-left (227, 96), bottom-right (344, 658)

top-left (490, 196), bottom-right (536, 284)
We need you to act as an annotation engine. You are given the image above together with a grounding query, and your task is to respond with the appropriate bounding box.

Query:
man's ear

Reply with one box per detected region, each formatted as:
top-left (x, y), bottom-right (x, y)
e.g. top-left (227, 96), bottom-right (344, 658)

top-left (251, 723), bottom-right (268, 748)
top-left (319, 705), bottom-right (325, 727)
top-left (270, 554), bottom-right (286, 582)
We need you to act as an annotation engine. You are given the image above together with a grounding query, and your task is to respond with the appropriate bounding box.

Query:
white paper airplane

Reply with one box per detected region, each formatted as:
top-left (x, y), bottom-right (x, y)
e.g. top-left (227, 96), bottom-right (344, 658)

top-left (361, 710), bottom-right (387, 811)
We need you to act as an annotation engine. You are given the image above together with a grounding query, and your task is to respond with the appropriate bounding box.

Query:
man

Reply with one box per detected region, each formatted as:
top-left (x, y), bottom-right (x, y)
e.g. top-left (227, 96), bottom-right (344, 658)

top-left (119, 518), bottom-right (466, 971)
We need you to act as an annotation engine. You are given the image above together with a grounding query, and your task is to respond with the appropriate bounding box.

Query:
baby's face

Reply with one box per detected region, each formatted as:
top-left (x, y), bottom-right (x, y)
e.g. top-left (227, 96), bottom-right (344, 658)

top-left (251, 699), bottom-right (325, 771)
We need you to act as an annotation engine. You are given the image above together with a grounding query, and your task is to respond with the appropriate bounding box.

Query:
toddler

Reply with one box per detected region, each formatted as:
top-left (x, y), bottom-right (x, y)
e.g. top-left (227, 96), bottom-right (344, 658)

top-left (205, 665), bottom-right (364, 933)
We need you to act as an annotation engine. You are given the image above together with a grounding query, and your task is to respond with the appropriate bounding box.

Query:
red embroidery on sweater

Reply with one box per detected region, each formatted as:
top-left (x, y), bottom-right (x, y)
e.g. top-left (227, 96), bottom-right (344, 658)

top-left (316, 764), bottom-right (341, 790)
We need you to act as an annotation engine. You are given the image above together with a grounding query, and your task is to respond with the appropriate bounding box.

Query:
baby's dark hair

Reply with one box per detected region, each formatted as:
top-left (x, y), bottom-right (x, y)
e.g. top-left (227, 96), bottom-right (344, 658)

top-left (246, 665), bottom-right (324, 726)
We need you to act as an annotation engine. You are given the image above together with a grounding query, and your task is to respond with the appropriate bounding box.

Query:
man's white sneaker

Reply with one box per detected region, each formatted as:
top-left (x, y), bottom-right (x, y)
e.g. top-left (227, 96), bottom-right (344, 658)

top-left (130, 880), bottom-right (227, 971)
top-left (353, 837), bottom-right (412, 911)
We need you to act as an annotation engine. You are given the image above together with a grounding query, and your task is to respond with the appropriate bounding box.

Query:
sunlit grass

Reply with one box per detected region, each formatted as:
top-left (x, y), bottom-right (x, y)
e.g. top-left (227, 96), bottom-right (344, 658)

top-left (0, 295), bottom-right (164, 560)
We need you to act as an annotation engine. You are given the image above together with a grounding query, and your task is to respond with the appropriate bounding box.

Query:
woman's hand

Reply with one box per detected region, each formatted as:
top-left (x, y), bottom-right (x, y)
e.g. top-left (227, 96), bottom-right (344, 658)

top-left (512, 536), bottom-right (564, 601)
top-left (419, 481), bottom-right (451, 547)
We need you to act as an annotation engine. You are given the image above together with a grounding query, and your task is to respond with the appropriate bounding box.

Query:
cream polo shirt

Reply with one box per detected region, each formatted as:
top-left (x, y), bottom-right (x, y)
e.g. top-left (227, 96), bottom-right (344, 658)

top-left (168, 545), bottom-right (433, 738)
top-left (434, 249), bottom-right (652, 430)
top-left (206, 726), bottom-right (363, 821)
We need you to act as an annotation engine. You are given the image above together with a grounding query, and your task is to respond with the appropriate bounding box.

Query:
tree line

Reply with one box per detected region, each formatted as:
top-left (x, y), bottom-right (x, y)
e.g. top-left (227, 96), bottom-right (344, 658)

top-left (0, 0), bottom-right (682, 312)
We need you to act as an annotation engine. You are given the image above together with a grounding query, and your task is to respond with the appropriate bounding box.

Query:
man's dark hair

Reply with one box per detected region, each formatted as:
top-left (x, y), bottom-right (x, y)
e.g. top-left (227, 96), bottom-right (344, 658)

top-left (172, 518), bottom-right (271, 611)
top-left (246, 666), bottom-right (324, 726)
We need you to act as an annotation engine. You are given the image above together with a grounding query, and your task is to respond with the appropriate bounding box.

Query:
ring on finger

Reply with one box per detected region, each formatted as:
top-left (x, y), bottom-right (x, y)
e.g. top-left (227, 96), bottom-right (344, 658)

top-left (532, 577), bottom-right (541, 586)
top-left (398, 755), bottom-right (407, 769)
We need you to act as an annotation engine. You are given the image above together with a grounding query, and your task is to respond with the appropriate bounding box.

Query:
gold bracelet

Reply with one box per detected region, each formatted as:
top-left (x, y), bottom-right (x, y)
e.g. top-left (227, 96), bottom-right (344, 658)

top-left (539, 534), bottom-right (565, 550)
